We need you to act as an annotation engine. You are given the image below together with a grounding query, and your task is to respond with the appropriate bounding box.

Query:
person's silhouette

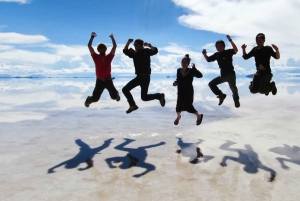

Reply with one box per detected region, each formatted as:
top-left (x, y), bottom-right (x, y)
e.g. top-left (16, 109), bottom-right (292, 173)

top-left (48, 138), bottom-right (113, 173)
top-left (269, 144), bottom-right (300, 169)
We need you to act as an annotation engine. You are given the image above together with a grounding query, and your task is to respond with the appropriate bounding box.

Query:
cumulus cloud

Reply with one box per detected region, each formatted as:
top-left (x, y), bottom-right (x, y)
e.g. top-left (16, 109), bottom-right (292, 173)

top-left (0, 32), bottom-right (48, 44)
top-left (172, 0), bottom-right (299, 66)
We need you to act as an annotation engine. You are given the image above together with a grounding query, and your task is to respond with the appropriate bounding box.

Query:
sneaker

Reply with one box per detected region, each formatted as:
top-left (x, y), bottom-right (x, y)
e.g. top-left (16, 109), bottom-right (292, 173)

top-left (271, 81), bottom-right (277, 95)
top-left (84, 96), bottom-right (91, 108)
top-left (234, 99), bottom-right (240, 108)
top-left (217, 94), bottom-right (226, 105)
top-left (159, 93), bottom-right (165, 107)
top-left (126, 105), bottom-right (139, 114)
top-left (116, 94), bottom-right (120, 102)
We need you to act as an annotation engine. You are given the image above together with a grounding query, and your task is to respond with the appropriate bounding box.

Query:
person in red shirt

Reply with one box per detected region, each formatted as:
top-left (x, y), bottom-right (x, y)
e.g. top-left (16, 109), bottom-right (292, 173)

top-left (85, 32), bottom-right (120, 108)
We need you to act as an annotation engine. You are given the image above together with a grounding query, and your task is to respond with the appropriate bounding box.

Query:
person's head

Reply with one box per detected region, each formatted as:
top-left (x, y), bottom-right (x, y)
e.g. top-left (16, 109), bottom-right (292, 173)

top-left (133, 39), bottom-right (144, 51)
top-left (215, 40), bottom-right (225, 52)
top-left (181, 54), bottom-right (191, 69)
top-left (256, 33), bottom-right (265, 47)
top-left (97, 43), bottom-right (107, 54)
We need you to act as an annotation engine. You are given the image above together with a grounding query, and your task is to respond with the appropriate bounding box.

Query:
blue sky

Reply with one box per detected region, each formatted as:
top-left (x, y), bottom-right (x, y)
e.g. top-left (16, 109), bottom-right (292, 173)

top-left (0, 0), bottom-right (299, 76)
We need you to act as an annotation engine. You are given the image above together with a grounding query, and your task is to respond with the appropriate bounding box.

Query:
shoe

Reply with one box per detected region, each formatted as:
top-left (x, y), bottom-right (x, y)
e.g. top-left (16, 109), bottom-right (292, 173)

top-left (116, 94), bottom-right (120, 102)
top-left (196, 147), bottom-right (203, 158)
top-left (234, 99), bottom-right (240, 108)
top-left (217, 94), bottom-right (226, 105)
top-left (126, 105), bottom-right (139, 114)
top-left (271, 81), bottom-right (277, 95)
top-left (159, 93), bottom-right (165, 107)
top-left (196, 114), bottom-right (203, 126)
top-left (174, 115), bottom-right (181, 125)
top-left (265, 91), bottom-right (269, 96)
top-left (85, 96), bottom-right (91, 108)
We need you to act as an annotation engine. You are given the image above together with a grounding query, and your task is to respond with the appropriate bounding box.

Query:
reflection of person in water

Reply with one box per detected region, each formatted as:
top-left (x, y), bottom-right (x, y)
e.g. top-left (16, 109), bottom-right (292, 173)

top-left (48, 138), bottom-right (113, 173)
top-left (220, 141), bottom-right (276, 182)
top-left (269, 144), bottom-right (300, 169)
top-left (105, 138), bottom-right (165, 177)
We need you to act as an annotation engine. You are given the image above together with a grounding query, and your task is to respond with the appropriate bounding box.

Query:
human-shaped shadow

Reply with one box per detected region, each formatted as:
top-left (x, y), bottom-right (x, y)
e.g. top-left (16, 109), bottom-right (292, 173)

top-left (176, 137), bottom-right (214, 164)
top-left (105, 138), bottom-right (165, 178)
top-left (220, 140), bottom-right (276, 182)
top-left (269, 144), bottom-right (300, 169)
top-left (47, 138), bottom-right (113, 173)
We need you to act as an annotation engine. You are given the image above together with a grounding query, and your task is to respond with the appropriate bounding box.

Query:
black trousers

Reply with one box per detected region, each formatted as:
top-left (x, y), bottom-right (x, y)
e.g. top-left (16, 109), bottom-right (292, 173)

top-left (122, 75), bottom-right (161, 106)
top-left (87, 79), bottom-right (119, 103)
top-left (176, 96), bottom-right (197, 113)
top-left (249, 71), bottom-right (273, 94)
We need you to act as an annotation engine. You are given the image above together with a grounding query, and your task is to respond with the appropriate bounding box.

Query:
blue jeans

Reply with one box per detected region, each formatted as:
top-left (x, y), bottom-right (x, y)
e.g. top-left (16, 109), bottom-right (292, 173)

top-left (208, 73), bottom-right (239, 100)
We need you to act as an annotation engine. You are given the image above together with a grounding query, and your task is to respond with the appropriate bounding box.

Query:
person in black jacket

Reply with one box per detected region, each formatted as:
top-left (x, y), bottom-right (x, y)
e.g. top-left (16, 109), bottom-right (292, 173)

top-left (173, 54), bottom-right (203, 126)
top-left (122, 38), bottom-right (165, 114)
top-left (242, 33), bottom-right (280, 95)
top-left (202, 35), bottom-right (240, 108)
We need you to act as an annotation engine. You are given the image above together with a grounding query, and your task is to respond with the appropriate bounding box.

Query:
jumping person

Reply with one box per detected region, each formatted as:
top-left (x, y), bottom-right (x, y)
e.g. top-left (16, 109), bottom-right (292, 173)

top-left (85, 32), bottom-right (120, 108)
top-left (173, 54), bottom-right (203, 126)
top-left (122, 38), bottom-right (165, 114)
top-left (202, 35), bottom-right (240, 108)
top-left (241, 33), bottom-right (280, 95)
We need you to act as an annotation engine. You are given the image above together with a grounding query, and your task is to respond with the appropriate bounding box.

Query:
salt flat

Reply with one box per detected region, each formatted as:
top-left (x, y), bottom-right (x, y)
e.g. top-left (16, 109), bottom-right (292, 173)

top-left (0, 76), bottom-right (299, 201)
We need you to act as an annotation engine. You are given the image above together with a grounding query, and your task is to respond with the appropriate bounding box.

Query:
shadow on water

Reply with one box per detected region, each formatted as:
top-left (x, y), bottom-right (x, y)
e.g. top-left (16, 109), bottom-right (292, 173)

top-left (219, 140), bottom-right (276, 182)
top-left (105, 138), bottom-right (165, 178)
top-left (269, 144), bottom-right (300, 169)
top-left (47, 138), bottom-right (113, 173)
top-left (176, 137), bottom-right (214, 164)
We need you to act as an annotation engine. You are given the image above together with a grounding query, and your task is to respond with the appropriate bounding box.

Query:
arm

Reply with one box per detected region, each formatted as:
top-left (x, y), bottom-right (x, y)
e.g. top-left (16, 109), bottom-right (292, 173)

top-left (191, 63), bottom-right (203, 78)
top-left (88, 32), bottom-right (96, 55)
top-left (123, 39), bottom-right (134, 58)
top-left (227, 35), bottom-right (238, 53)
top-left (109, 34), bottom-right (117, 55)
top-left (144, 42), bottom-right (158, 55)
top-left (272, 44), bottom-right (280, 59)
top-left (202, 49), bottom-right (209, 62)
top-left (242, 44), bottom-right (254, 60)
top-left (202, 49), bottom-right (216, 62)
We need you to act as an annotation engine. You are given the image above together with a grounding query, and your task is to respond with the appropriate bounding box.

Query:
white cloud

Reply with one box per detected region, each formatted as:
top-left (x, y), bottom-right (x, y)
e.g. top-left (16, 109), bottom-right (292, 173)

top-left (0, 0), bottom-right (29, 3)
top-left (172, 0), bottom-right (299, 67)
top-left (0, 32), bottom-right (48, 44)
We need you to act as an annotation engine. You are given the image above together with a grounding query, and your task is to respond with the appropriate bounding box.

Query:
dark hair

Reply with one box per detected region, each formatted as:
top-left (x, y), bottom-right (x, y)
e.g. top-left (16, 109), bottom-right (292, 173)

top-left (97, 43), bottom-right (107, 51)
top-left (182, 54), bottom-right (191, 63)
top-left (215, 40), bottom-right (225, 48)
top-left (134, 39), bottom-right (144, 46)
top-left (256, 33), bottom-right (265, 40)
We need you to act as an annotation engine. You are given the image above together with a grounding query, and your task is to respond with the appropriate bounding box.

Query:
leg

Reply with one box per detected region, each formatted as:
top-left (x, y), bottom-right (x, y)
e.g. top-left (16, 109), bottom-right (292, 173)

top-left (104, 80), bottom-right (120, 101)
top-left (259, 72), bottom-right (272, 94)
top-left (133, 162), bottom-right (156, 178)
top-left (85, 80), bottom-right (105, 107)
top-left (226, 74), bottom-right (240, 108)
top-left (220, 156), bottom-right (239, 167)
top-left (209, 76), bottom-right (227, 105)
top-left (139, 76), bottom-right (161, 102)
top-left (250, 73), bottom-right (260, 94)
top-left (122, 77), bottom-right (139, 106)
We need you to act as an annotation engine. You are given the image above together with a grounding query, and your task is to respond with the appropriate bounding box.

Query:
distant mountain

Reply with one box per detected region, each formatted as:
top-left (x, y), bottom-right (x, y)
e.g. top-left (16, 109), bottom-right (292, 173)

top-left (245, 74), bottom-right (253, 78)
top-left (0, 74), bottom-right (13, 78)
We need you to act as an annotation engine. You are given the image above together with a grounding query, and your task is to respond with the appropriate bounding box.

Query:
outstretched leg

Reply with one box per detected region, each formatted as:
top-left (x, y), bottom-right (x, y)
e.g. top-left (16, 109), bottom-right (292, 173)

top-left (122, 77), bottom-right (139, 106)
top-left (209, 76), bottom-right (227, 105)
top-left (48, 161), bottom-right (68, 174)
top-left (139, 76), bottom-right (162, 103)
top-left (220, 156), bottom-right (239, 167)
top-left (85, 79), bottom-right (105, 107)
top-left (133, 162), bottom-right (156, 178)
top-left (105, 80), bottom-right (120, 101)
top-left (226, 73), bottom-right (240, 108)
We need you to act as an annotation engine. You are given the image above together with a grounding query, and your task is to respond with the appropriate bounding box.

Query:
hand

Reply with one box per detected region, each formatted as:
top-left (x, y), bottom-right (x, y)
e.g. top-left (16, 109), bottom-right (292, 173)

top-left (271, 44), bottom-right (279, 51)
top-left (144, 42), bottom-right (151, 47)
top-left (202, 49), bottom-right (207, 54)
top-left (173, 81), bottom-right (178, 86)
top-left (159, 142), bottom-right (166, 145)
top-left (91, 32), bottom-right (97, 37)
top-left (191, 63), bottom-right (196, 68)
top-left (226, 35), bottom-right (232, 41)
top-left (128, 38), bottom-right (133, 43)
top-left (109, 34), bottom-right (114, 38)
top-left (241, 44), bottom-right (247, 50)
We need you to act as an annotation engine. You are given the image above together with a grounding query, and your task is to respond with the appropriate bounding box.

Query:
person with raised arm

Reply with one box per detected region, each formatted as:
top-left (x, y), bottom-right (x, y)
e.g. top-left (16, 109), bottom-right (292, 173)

top-left (122, 38), bottom-right (165, 114)
top-left (84, 32), bottom-right (120, 108)
top-left (242, 33), bottom-right (280, 96)
top-left (173, 54), bottom-right (203, 126)
top-left (202, 35), bottom-right (240, 108)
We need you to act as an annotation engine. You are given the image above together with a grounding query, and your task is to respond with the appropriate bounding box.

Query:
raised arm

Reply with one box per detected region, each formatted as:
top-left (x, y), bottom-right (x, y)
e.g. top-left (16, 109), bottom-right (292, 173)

top-left (88, 32), bottom-right (96, 55)
top-left (109, 34), bottom-right (117, 55)
top-left (124, 38), bottom-right (133, 51)
top-left (227, 35), bottom-right (238, 53)
top-left (144, 42), bottom-right (158, 55)
top-left (272, 44), bottom-right (280, 59)
top-left (202, 49), bottom-right (209, 62)
top-left (191, 63), bottom-right (203, 78)
top-left (123, 39), bottom-right (134, 58)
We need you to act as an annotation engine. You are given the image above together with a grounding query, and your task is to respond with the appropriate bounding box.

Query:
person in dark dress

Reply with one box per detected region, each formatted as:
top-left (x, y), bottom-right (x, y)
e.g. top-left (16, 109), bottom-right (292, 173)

top-left (202, 35), bottom-right (240, 108)
top-left (122, 38), bottom-right (165, 114)
top-left (173, 54), bottom-right (203, 126)
top-left (242, 33), bottom-right (280, 96)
